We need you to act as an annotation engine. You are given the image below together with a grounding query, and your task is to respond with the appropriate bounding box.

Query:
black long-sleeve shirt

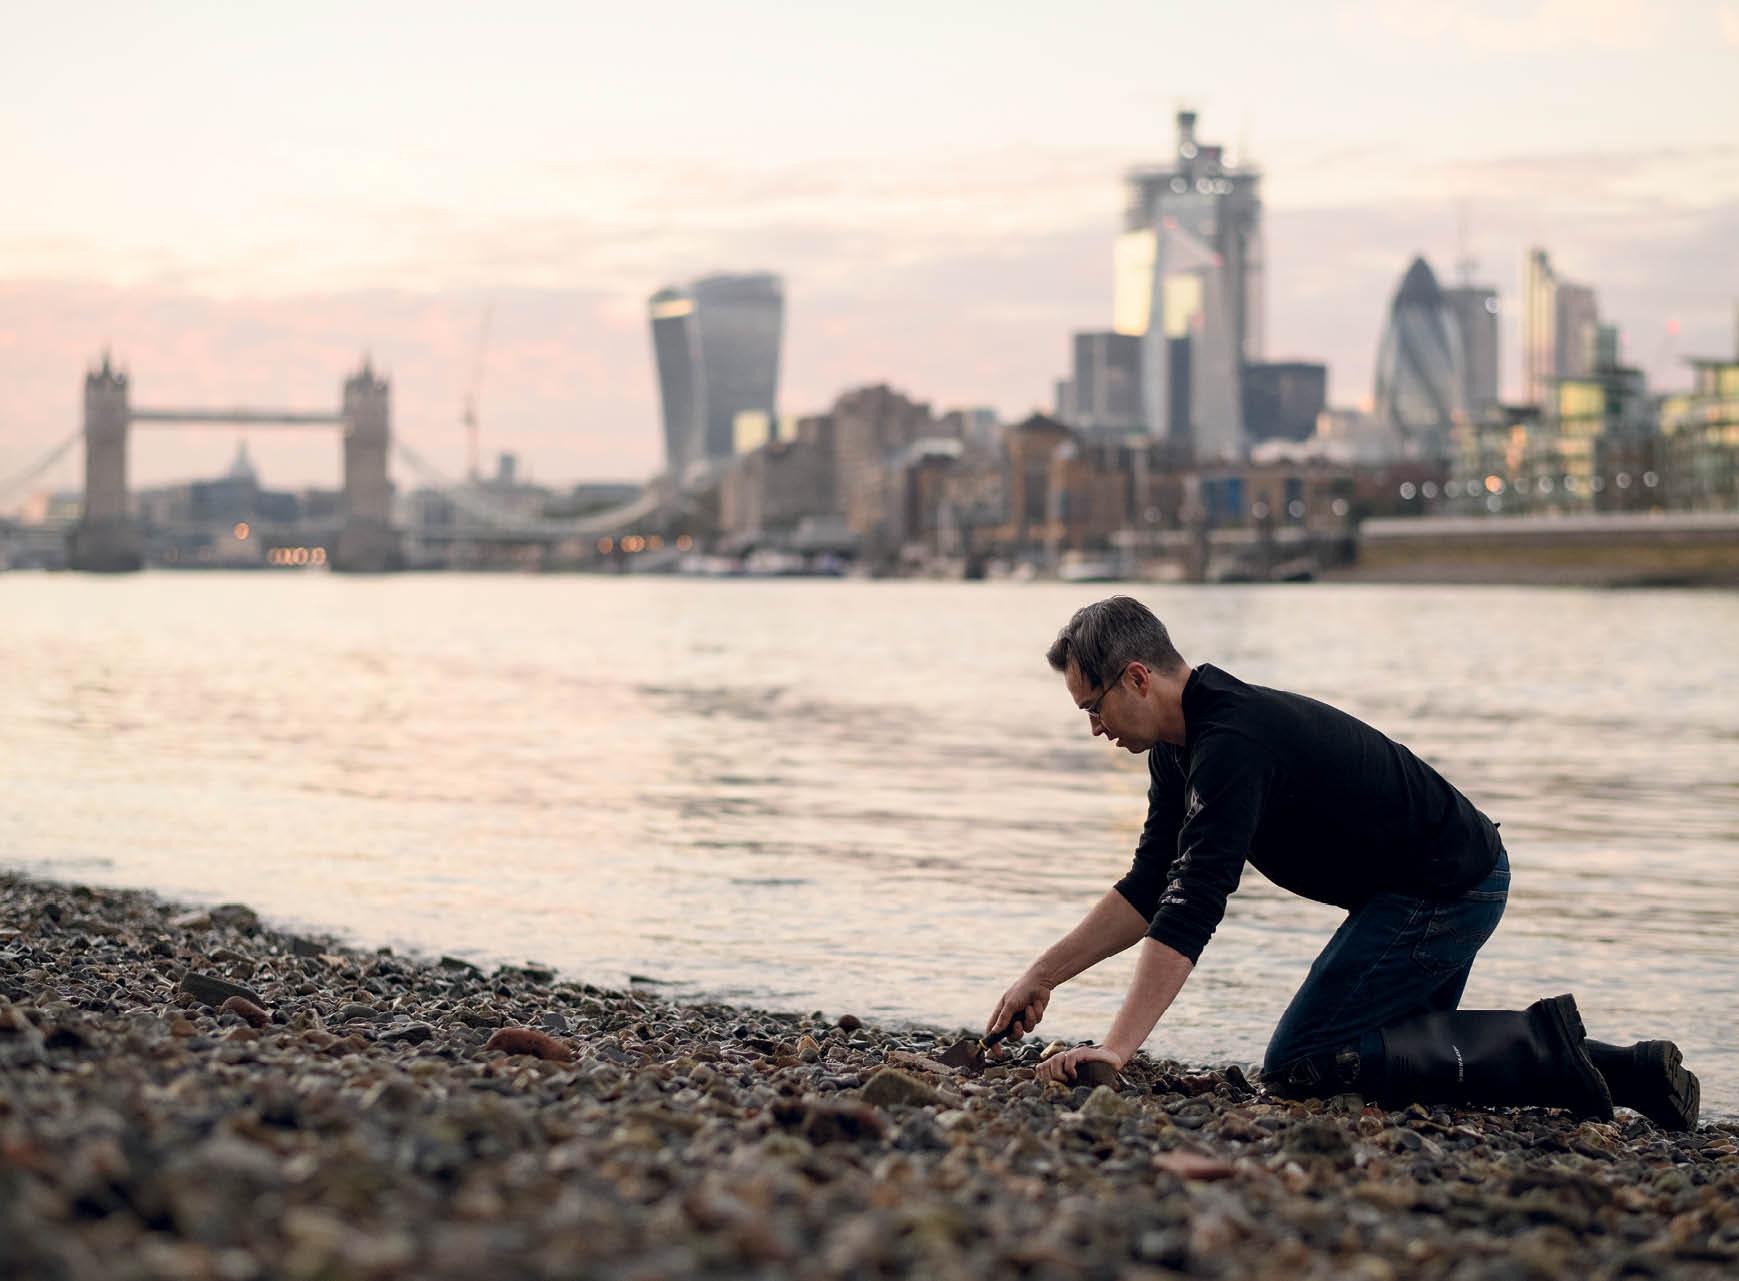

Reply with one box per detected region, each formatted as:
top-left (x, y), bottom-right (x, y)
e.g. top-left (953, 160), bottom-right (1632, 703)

top-left (1114, 663), bottom-right (1503, 964)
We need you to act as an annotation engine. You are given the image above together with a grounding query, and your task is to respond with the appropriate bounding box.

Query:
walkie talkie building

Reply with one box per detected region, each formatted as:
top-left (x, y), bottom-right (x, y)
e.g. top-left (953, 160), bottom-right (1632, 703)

top-left (649, 272), bottom-right (784, 485)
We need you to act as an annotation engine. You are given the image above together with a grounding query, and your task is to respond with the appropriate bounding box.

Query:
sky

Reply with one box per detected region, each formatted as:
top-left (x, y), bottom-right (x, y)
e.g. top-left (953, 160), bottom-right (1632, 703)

top-left (2, 0), bottom-right (1737, 497)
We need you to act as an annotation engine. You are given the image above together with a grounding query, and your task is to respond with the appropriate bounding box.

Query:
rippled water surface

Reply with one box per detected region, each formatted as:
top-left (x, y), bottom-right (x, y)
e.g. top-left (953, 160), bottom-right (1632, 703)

top-left (5, 574), bottom-right (1737, 1111)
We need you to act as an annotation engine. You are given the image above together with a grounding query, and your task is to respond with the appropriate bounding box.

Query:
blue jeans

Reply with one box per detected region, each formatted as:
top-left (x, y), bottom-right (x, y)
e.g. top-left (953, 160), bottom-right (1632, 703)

top-left (1262, 847), bottom-right (1510, 1094)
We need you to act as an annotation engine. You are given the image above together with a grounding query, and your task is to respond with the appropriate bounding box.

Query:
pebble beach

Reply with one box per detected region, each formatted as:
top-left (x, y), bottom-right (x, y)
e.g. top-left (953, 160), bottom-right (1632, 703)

top-left (3, 871), bottom-right (1736, 1281)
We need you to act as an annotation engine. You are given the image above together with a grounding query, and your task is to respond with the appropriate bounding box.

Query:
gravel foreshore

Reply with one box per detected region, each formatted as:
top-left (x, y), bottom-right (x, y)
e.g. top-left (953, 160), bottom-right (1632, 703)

top-left (2, 872), bottom-right (1736, 1281)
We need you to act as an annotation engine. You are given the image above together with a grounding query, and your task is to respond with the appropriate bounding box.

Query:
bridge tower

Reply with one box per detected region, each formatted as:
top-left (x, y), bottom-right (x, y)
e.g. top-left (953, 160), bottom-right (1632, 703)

top-left (332, 360), bottom-right (403, 572)
top-left (68, 353), bottom-right (143, 572)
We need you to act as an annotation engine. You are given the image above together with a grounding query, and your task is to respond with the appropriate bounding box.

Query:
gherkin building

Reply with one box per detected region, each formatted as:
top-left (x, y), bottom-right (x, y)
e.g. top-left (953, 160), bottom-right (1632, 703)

top-left (1374, 257), bottom-right (1467, 459)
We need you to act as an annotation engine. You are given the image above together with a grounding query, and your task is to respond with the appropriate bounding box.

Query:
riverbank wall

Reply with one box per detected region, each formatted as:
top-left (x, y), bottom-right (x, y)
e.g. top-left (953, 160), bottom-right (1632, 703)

top-left (1335, 512), bottom-right (1739, 588)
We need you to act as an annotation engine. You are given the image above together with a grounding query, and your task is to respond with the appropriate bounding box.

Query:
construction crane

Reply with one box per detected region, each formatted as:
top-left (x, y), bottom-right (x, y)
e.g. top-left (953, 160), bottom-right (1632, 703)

top-left (461, 302), bottom-right (493, 481)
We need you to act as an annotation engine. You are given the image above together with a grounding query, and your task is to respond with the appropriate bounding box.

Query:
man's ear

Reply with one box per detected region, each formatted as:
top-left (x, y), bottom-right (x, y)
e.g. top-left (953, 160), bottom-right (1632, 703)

top-left (1128, 661), bottom-right (1152, 692)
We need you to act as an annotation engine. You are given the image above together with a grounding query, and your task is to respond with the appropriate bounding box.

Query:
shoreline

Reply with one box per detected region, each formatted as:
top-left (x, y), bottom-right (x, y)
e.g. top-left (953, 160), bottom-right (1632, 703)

top-left (4, 871), bottom-right (1737, 1280)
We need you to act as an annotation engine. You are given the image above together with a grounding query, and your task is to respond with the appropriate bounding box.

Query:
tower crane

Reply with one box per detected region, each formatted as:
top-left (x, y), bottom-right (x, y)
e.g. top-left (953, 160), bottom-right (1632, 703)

top-left (462, 303), bottom-right (493, 481)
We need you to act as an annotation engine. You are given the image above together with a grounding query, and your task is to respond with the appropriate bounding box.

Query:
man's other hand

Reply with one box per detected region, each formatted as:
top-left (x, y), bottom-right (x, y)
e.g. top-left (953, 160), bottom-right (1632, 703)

top-left (988, 971), bottom-right (1054, 1052)
top-left (1035, 1043), bottom-right (1123, 1084)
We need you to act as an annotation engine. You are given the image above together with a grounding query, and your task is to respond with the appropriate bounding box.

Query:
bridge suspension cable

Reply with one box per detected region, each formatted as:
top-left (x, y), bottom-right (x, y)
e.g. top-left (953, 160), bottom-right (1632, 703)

top-left (390, 438), bottom-right (665, 537)
top-left (0, 430), bottom-right (82, 507)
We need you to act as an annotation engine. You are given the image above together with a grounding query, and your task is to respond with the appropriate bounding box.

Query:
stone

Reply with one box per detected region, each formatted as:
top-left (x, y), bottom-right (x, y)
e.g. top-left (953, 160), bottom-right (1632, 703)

top-left (797, 1034), bottom-right (822, 1062)
top-left (178, 970), bottom-right (266, 1010)
top-left (379, 1022), bottom-right (434, 1045)
top-left (335, 1002), bottom-right (379, 1023)
top-left (1154, 1151), bottom-right (1237, 1181)
top-left (218, 996), bottom-right (270, 1028)
top-left (1079, 1084), bottom-right (1130, 1121)
top-left (483, 1027), bottom-right (574, 1062)
top-left (209, 904), bottom-right (261, 932)
top-left (837, 1013), bottom-right (863, 1031)
top-left (862, 1068), bottom-right (944, 1109)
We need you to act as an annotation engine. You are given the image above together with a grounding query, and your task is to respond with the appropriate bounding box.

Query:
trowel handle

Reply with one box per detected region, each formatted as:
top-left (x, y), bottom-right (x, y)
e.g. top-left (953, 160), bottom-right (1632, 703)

top-left (981, 1015), bottom-right (1023, 1049)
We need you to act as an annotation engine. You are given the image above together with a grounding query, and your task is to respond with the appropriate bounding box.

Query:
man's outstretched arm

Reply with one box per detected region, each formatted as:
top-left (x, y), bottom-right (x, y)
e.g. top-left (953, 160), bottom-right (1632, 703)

top-left (1036, 937), bottom-right (1193, 1082)
top-left (1103, 937), bottom-right (1193, 1062)
top-left (988, 889), bottom-right (1151, 1039)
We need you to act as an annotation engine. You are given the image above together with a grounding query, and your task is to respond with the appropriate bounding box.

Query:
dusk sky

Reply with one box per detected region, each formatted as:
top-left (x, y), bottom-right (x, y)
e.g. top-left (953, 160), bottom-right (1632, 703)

top-left (3, 1), bottom-right (1737, 497)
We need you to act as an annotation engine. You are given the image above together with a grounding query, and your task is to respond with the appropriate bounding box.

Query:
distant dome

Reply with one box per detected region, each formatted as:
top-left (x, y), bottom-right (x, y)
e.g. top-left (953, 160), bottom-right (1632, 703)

top-left (1394, 256), bottom-right (1445, 306)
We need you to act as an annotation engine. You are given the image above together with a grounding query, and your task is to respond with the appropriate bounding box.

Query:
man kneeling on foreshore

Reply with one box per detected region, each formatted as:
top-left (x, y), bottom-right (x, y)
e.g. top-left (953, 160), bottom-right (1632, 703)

top-left (988, 595), bottom-right (1700, 1130)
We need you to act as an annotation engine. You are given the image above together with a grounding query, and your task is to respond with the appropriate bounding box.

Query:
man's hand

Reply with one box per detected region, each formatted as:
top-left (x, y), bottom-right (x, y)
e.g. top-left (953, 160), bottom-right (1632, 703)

top-left (1035, 1043), bottom-right (1123, 1084)
top-left (987, 970), bottom-right (1054, 1051)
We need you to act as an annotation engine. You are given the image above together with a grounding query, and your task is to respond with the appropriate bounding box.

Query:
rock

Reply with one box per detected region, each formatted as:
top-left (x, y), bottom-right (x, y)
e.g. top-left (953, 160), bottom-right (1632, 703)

top-left (287, 935), bottom-right (323, 957)
top-left (1153, 1150), bottom-right (1237, 1181)
top-left (894, 1112), bottom-right (949, 1152)
top-left (335, 1002), bottom-right (379, 1023)
top-left (483, 1027), bottom-right (575, 1062)
top-left (209, 904), bottom-right (260, 932)
top-left (797, 1034), bottom-right (822, 1062)
top-left (218, 996), bottom-right (270, 1028)
top-left (1077, 1060), bottom-right (1121, 1090)
top-left (439, 955), bottom-right (481, 973)
top-left (379, 1022), bottom-right (434, 1045)
top-left (1079, 1084), bottom-right (1130, 1121)
top-left (862, 1068), bottom-right (944, 1109)
top-left (773, 1099), bottom-right (887, 1145)
top-left (178, 970), bottom-right (266, 1009)
top-left (885, 1050), bottom-right (957, 1075)
top-left (837, 1013), bottom-right (863, 1031)
top-left (1283, 1117), bottom-right (1353, 1159)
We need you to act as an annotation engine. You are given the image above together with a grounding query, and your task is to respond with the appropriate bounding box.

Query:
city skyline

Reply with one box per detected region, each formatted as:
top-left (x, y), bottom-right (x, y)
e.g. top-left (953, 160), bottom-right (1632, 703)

top-left (2, 1), bottom-right (1737, 493)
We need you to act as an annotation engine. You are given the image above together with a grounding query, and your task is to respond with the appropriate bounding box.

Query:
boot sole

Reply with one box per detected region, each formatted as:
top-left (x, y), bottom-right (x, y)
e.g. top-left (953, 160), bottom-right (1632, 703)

top-left (1539, 995), bottom-right (1615, 1122)
top-left (1632, 1040), bottom-right (1700, 1131)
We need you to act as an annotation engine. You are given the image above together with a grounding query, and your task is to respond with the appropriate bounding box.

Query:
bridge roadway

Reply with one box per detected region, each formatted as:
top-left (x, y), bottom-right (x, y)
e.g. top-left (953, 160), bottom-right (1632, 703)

top-left (130, 410), bottom-right (344, 427)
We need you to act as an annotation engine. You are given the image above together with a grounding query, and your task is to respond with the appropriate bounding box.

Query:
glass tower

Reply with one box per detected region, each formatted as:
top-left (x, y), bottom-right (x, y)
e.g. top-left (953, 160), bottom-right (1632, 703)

top-left (1373, 257), bottom-right (1467, 460)
top-left (1117, 111), bottom-right (1262, 455)
top-left (648, 272), bottom-right (785, 483)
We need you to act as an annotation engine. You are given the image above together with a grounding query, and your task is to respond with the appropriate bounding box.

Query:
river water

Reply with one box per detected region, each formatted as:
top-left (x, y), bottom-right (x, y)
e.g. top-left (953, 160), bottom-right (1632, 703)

top-left (4, 574), bottom-right (1736, 1112)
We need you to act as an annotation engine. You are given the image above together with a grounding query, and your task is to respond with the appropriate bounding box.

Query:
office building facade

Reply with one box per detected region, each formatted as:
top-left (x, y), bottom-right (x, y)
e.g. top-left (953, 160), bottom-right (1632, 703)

top-left (649, 271), bottom-right (785, 484)
top-left (1069, 331), bottom-right (1144, 434)
top-left (1241, 362), bottom-right (1327, 444)
top-left (1114, 111), bottom-right (1262, 456)
top-left (1522, 249), bottom-right (1599, 408)
top-left (1373, 257), bottom-right (1467, 460)
top-left (1442, 285), bottom-right (1500, 411)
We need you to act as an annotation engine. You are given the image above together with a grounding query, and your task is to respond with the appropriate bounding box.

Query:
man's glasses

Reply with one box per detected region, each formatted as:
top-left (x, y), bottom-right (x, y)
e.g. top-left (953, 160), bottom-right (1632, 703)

top-left (1082, 664), bottom-right (1131, 719)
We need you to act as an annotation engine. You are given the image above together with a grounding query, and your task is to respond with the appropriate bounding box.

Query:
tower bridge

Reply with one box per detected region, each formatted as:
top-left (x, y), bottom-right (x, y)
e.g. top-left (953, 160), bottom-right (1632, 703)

top-left (72, 354), bottom-right (398, 572)
top-left (31, 352), bottom-right (683, 573)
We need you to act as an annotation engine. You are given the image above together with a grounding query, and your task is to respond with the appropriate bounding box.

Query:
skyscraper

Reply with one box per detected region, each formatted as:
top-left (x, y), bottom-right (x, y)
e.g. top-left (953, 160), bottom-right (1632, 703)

top-left (1373, 257), bottom-right (1467, 459)
top-left (648, 272), bottom-right (784, 483)
top-left (1068, 331), bottom-right (1144, 434)
top-left (1441, 285), bottom-right (1500, 412)
top-left (1522, 249), bottom-right (1599, 407)
top-left (1115, 111), bottom-right (1262, 456)
top-left (649, 287), bottom-right (702, 480)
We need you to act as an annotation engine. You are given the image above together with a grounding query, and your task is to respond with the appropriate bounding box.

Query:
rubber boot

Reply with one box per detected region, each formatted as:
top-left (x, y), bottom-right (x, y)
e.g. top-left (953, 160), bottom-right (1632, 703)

top-left (1585, 1039), bottom-right (1700, 1131)
top-left (1371, 993), bottom-right (1613, 1120)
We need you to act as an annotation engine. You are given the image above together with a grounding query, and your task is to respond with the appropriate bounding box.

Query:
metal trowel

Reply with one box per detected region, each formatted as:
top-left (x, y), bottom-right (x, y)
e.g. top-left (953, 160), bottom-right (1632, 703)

top-left (938, 1016), bottom-right (1022, 1070)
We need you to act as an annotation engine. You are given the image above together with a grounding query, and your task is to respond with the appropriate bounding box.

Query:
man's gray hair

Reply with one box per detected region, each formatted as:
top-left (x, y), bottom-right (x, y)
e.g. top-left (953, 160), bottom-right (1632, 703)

top-left (1045, 596), bottom-right (1185, 689)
